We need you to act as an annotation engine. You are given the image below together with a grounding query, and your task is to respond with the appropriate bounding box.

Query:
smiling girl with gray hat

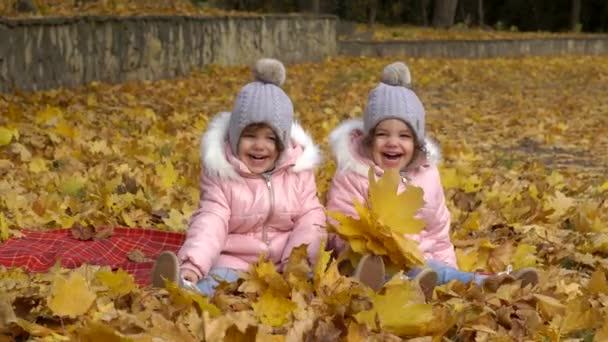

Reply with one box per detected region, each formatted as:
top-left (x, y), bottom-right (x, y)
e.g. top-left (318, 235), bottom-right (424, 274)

top-left (151, 58), bottom-right (327, 295)
top-left (326, 61), bottom-right (538, 300)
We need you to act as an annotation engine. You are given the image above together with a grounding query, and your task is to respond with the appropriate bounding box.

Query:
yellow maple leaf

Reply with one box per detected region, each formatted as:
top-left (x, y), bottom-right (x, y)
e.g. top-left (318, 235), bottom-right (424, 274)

top-left (545, 191), bottom-right (575, 220)
top-left (313, 241), bottom-right (331, 289)
top-left (251, 291), bottom-right (296, 327)
top-left (284, 245), bottom-right (313, 293)
top-left (560, 298), bottom-right (596, 334)
top-left (439, 167), bottom-right (459, 189)
top-left (47, 272), bottom-right (97, 318)
top-left (162, 208), bottom-right (188, 231)
top-left (95, 269), bottom-right (137, 297)
top-left (533, 294), bottom-right (565, 320)
top-left (35, 105), bottom-right (62, 125)
top-left (76, 321), bottom-right (130, 341)
top-left (355, 280), bottom-right (433, 336)
top-left (510, 243), bottom-right (537, 269)
top-left (0, 126), bottom-right (18, 146)
top-left (238, 255), bottom-right (290, 296)
top-left (587, 269), bottom-right (608, 295)
top-left (156, 161), bottom-right (178, 189)
top-left (28, 157), bottom-right (48, 173)
top-left (165, 279), bottom-right (220, 317)
top-left (368, 168), bottom-right (426, 235)
top-left (59, 176), bottom-right (86, 197)
top-left (54, 120), bottom-right (78, 140)
top-left (0, 212), bottom-right (9, 242)
top-left (328, 168), bottom-right (426, 269)
top-left (594, 317), bottom-right (608, 342)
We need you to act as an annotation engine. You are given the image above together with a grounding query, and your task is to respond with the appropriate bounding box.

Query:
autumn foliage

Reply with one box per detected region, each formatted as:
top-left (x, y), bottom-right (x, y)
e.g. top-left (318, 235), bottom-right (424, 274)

top-left (1, 56), bottom-right (608, 340)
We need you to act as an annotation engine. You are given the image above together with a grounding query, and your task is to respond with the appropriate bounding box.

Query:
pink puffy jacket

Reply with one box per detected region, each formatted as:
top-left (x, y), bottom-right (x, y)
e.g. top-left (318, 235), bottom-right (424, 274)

top-left (326, 119), bottom-right (457, 267)
top-left (178, 112), bottom-right (327, 279)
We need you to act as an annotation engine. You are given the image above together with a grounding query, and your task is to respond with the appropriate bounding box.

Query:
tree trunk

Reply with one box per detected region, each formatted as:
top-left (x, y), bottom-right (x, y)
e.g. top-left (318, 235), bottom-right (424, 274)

top-left (312, 0), bottom-right (320, 13)
top-left (478, 0), bottom-right (484, 26)
top-left (368, 0), bottom-right (377, 29)
top-left (570, 0), bottom-right (581, 31)
top-left (432, 0), bottom-right (458, 29)
top-left (421, 0), bottom-right (430, 26)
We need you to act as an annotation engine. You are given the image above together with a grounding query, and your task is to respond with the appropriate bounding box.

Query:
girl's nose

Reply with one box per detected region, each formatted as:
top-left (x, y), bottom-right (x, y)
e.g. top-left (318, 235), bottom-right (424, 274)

top-left (386, 135), bottom-right (398, 146)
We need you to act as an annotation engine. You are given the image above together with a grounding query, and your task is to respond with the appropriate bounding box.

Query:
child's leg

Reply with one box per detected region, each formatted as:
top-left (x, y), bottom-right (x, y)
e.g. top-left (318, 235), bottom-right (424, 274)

top-left (410, 260), bottom-right (488, 286)
top-left (196, 268), bottom-right (240, 296)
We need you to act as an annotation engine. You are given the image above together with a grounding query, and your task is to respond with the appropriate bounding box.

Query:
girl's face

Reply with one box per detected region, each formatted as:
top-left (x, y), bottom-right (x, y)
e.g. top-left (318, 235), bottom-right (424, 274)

top-left (237, 124), bottom-right (280, 174)
top-left (369, 119), bottom-right (416, 171)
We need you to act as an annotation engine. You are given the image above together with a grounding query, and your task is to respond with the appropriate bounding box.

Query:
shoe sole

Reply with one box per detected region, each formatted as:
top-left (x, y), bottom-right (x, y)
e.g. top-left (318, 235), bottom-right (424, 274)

top-left (514, 268), bottom-right (539, 288)
top-left (151, 251), bottom-right (180, 288)
top-left (415, 269), bottom-right (438, 302)
top-left (353, 255), bottom-right (385, 291)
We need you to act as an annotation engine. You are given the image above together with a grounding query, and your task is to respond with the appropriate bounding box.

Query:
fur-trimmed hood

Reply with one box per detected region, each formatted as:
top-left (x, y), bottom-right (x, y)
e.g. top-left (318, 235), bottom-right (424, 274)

top-left (201, 112), bottom-right (323, 181)
top-left (329, 119), bottom-right (441, 177)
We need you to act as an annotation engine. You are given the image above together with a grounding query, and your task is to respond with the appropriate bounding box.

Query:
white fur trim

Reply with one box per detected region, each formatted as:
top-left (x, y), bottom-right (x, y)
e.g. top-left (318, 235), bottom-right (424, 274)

top-left (329, 119), bottom-right (369, 177)
top-left (290, 121), bottom-right (323, 172)
top-left (201, 112), bottom-right (240, 181)
top-left (200, 112), bottom-right (322, 181)
top-left (329, 118), bottom-right (441, 177)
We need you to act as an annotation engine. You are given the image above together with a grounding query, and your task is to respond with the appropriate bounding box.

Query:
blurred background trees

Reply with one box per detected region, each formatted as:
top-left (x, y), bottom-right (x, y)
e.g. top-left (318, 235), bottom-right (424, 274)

top-left (204, 0), bottom-right (608, 32)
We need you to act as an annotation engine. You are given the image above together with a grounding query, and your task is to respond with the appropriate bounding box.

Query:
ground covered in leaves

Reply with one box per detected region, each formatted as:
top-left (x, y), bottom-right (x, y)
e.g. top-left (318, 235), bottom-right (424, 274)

top-left (1, 56), bottom-right (608, 340)
top-left (0, 0), bottom-right (243, 17)
top-left (345, 24), bottom-right (604, 41)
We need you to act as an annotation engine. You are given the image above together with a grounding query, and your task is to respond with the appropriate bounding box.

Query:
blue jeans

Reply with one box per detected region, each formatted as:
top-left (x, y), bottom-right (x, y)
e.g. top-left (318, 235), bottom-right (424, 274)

top-left (407, 260), bottom-right (488, 286)
top-left (195, 268), bottom-right (239, 296)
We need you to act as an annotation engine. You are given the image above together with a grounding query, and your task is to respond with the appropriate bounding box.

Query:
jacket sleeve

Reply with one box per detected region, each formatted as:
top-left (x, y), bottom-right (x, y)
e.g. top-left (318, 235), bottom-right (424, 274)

top-left (177, 171), bottom-right (231, 279)
top-left (420, 167), bottom-right (457, 267)
top-left (325, 171), bottom-right (367, 253)
top-left (280, 171), bottom-right (327, 266)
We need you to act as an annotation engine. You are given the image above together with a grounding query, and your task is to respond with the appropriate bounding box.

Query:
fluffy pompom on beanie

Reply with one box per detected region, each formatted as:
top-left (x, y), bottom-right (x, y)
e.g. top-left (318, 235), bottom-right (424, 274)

top-left (363, 62), bottom-right (426, 145)
top-left (228, 58), bottom-right (294, 154)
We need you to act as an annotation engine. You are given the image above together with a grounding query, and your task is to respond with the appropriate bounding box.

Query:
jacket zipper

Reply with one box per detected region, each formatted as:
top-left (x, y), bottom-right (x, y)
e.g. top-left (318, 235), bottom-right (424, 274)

top-left (261, 173), bottom-right (275, 247)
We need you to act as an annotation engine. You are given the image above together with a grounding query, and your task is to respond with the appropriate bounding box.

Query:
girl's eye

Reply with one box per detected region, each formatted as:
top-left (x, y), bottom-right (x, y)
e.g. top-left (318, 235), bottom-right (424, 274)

top-left (267, 136), bottom-right (276, 141)
top-left (375, 132), bottom-right (387, 137)
top-left (400, 134), bottom-right (412, 138)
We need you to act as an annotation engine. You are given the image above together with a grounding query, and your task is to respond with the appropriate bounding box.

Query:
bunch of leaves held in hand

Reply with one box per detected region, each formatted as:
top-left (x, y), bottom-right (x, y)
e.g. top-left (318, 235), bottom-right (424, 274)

top-left (329, 168), bottom-right (427, 270)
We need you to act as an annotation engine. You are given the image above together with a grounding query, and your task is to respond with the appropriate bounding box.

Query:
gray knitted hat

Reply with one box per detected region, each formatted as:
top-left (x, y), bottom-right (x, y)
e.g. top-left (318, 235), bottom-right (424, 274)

top-left (228, 58), bottom-right (294, 154)
top-left (363, 62), bottom-right (425, 145)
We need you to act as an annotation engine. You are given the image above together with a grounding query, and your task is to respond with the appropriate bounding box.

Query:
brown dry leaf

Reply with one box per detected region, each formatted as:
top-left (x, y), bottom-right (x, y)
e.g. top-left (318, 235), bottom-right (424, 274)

top-left (126, 249), bottom-right (151, 263)
top-left (0, 295), bottom-right (16, 329)
top-left (70, 222), bottom-right (95, 241)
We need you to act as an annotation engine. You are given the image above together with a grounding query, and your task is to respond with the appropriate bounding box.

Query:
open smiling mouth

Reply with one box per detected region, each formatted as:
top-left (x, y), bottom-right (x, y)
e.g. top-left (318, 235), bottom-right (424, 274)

top-left (248, 154), bottom-right (269, 161)
top-left (382, 152), bottom-right (403, 161)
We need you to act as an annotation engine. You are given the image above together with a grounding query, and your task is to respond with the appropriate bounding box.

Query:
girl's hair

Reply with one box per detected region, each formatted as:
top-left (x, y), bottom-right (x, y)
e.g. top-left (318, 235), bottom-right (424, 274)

top-left (363, 121), bottom-right (425, 166)
top-left (240, 123), bottom-right (285, 152)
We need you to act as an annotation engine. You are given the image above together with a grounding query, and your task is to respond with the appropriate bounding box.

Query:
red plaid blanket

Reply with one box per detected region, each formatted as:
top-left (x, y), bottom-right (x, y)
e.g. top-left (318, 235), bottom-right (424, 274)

top-left (0, 227), bottom-right (185, 286)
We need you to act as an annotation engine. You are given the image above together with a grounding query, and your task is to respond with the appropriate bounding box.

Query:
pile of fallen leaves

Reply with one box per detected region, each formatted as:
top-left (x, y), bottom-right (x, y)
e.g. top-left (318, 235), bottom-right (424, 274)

top-left (0, 0), bottom-right (249, 18)
top-left (1, 55), bottom-right (608, 340)
top-left (344, 23), bottom-right (603, 41)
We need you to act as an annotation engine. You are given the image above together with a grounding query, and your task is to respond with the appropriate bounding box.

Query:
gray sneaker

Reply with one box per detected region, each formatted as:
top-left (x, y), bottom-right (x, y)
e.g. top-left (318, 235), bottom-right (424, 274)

top-left (413, 268), bottom-right (438, 302)
top-left (151, 251), bottom-right (180, 288)
top-left (353, 254), bottom-right (385, 291)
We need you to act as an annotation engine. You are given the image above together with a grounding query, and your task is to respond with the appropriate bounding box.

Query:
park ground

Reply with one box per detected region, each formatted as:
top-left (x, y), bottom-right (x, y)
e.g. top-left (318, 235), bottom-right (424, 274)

top-left (1, 55), bottom-right (608, 340)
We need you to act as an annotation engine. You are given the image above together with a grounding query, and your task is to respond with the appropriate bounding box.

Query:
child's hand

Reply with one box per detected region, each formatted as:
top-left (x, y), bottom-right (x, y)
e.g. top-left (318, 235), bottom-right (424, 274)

top-left (181, 269), bottom-right (200, 284)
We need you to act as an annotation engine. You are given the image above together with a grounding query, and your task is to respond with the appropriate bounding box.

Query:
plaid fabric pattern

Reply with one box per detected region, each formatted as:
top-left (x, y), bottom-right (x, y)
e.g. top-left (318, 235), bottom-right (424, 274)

top-left (0, 227), bottom-right (185, 286)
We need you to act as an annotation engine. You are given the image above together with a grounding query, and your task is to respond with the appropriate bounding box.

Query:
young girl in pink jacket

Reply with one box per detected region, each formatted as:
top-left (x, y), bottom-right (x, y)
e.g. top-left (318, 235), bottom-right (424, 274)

top-left (151, 58), bottom-right (327, 295)
top-left (327, 62), bottom-right (538, 299)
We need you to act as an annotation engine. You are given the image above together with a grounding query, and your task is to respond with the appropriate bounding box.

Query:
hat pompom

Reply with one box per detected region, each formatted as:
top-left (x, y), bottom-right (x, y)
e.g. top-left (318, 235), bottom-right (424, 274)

top-left (381, 62), bottom-right (412, 87)
top-left (253, 58), bottom-right (286, 86)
